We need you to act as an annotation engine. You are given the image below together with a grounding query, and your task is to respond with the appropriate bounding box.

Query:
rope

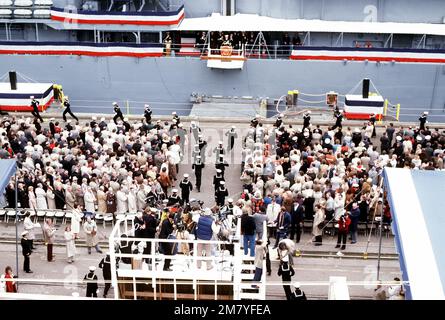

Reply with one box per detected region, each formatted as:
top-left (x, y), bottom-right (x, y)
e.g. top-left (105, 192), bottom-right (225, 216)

top-left (347, 79), bottom-right (363, 95)
top-left (369, 79), bottom-right (382, 97)
top-left (15, 71), bottom-right (37, 83)
top-left (297, 98), bottom-right (326, 104)
top-left (0, 72), bottom-right (10, 82)
top-left (299, 92), bottom-right (326, 97)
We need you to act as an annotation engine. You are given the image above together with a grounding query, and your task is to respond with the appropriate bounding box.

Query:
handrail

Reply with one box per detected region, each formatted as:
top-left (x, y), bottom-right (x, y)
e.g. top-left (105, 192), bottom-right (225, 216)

top-left (109, 215), bottom-right (241, 300)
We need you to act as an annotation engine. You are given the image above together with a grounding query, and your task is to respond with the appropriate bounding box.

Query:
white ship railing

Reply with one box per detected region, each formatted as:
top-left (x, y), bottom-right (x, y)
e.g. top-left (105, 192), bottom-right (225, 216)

top-left (109, 216), bottom-right (247, 300)
top-left (108, 215), bottom-right (268, 300)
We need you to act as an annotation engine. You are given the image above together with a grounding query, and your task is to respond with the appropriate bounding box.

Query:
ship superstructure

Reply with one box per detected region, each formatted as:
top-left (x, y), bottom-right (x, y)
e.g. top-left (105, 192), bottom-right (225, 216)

top-left (0, 0), bottom-right (444, 121)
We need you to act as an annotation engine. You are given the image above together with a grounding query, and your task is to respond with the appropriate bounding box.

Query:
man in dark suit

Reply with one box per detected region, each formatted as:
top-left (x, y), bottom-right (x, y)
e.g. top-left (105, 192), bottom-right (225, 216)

top-left (98, 254), bottom-right (111, 298)
top-left (159, 213), bottom-right (175, 271)
top-left (290, 201), bottom-right (305, 243)
top-left (273, 206), bottom-right (291, 249)
top-left (386, 123), bottom-right (395, 145)
top-left (21, 231), bottom-right (33, 273)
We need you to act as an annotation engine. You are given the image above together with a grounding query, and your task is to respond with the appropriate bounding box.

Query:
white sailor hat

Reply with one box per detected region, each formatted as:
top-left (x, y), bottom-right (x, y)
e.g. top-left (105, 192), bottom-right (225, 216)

top-left (216, 169), bottom-right (222, 173)
top-left (203, 208), bottom-right (212, 216)
top-left (416, 135), bottom-right (423, 141)
top-left (292, 136), bottom-right (298, 141)
top-left (162, 199), bottom-right (169, 204)
top-left (255, 114), bottom-right (260, 118)
top-left (67, 119), bottom-right (72, 123)
top-left (354, 128), bottom-right (360, 133)
top-left (178, 123), bottom-right (183, 127)
top-left (220, 181), bottom-right (225, 185)
top-left (198, 134), bottom-right (203, 138)
top-left (306, 110), bottom-right (311, 114)
top-left (92, 116), bottom-right (97, 120)
top-left (30, 96), bottom-right (34, 99)
top-left (172, 112), bottom-right (177, 115)
top-left (21, 231), bottom-right (28, 237)
top-left (378, 198), bottom-right (383, 203)
top-left (172, 188), bottom-right (178, 193)
top-left (196, 155), bottom-right (201, 158)
top-left (50, 118), bottom-right (55, 121)
top-left (150, 207), bottom-right (157, 213)
top-left (423, 111), bottom-right (429, 115)
top-left (112, 102), bottom-right (118, 105)
top-left (279, 113), bottom-right (284, 118)
top-left (231, 125), bottom-right (236, 129)
top-left (293, 282), bottom-right (301, 288)
top-left (144, 104), bottom-right (150, 108)
top-left (89, 266), bottom-right (96, 272)
top-left (183, 173), bottom-right (189, 178)
top-left (324, 138), bottom-right (331, 144)
top-left (218, 141), bottom-right (223, 144)
top-left (396, 136), bottom-right (402, 141)
top-left (425, 135), bottom-right (431, 140)
top-left (228, 198), bottom-right (233, 203)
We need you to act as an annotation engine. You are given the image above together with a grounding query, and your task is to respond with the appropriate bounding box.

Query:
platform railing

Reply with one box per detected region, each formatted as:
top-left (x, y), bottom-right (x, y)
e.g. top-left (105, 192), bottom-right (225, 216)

top-left (108, 216), bottom-right (241, 300)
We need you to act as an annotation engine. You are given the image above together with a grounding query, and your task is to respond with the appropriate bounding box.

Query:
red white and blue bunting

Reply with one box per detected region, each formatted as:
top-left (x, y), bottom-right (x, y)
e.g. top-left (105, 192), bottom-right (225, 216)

top-left (291, 47), bottom-right (445, 64)
top-left (50, 5), bottom-right (185, 26)
top-left (0, 41), bottom-right (164, 57)
top-left (0, 83), bottom-right (54, 112)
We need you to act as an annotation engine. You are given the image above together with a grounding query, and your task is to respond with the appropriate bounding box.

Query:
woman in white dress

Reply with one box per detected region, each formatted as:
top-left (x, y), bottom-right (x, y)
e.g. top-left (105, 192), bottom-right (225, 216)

top-left (71, 206), bottom-right (83, 239)
top-left (116, 187), bottom-right (128, 214)
top-left (127, 185), bottom-right (137, 213)
top-left (46, 188), bottom-right (56, 210)
top-left (35, 184), bottom-right (47, 210)
top-left (28, 186), bottom-right (37, 210)
top-left (83, 187), bottom-right (96, 213)
top-left (64, 225), bottom-right (76, 263)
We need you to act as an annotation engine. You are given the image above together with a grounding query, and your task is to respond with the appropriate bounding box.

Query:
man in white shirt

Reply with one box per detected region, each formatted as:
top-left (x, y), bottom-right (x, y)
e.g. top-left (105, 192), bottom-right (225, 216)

top-left (266, 197), bottom-right (280, 241)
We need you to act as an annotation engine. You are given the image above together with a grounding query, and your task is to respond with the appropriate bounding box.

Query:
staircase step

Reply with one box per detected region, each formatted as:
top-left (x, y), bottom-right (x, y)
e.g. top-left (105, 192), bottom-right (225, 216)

top-left (240, 264), bottom-right (256, 270)
top-left (239, 292), bottom-right (264, 300)
top-left (239, 273), bottom-right (255, 280)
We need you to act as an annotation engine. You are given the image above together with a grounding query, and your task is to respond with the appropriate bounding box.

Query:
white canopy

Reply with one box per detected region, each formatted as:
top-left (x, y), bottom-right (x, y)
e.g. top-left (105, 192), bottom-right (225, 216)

top-left (176, 13), bottom-right (445, 36)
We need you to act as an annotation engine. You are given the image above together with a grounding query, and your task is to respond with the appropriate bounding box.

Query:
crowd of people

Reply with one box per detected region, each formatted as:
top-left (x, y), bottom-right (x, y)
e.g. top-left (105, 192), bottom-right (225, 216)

top-left (0, 100), bottom-right (443, 299)
top-left (163, 31), bottom-right (302, 55)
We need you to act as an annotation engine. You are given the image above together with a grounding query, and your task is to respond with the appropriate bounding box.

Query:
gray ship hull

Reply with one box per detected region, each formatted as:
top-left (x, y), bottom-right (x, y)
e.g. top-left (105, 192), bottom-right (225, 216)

top-left (1, 55), bottom-right (444, 122)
